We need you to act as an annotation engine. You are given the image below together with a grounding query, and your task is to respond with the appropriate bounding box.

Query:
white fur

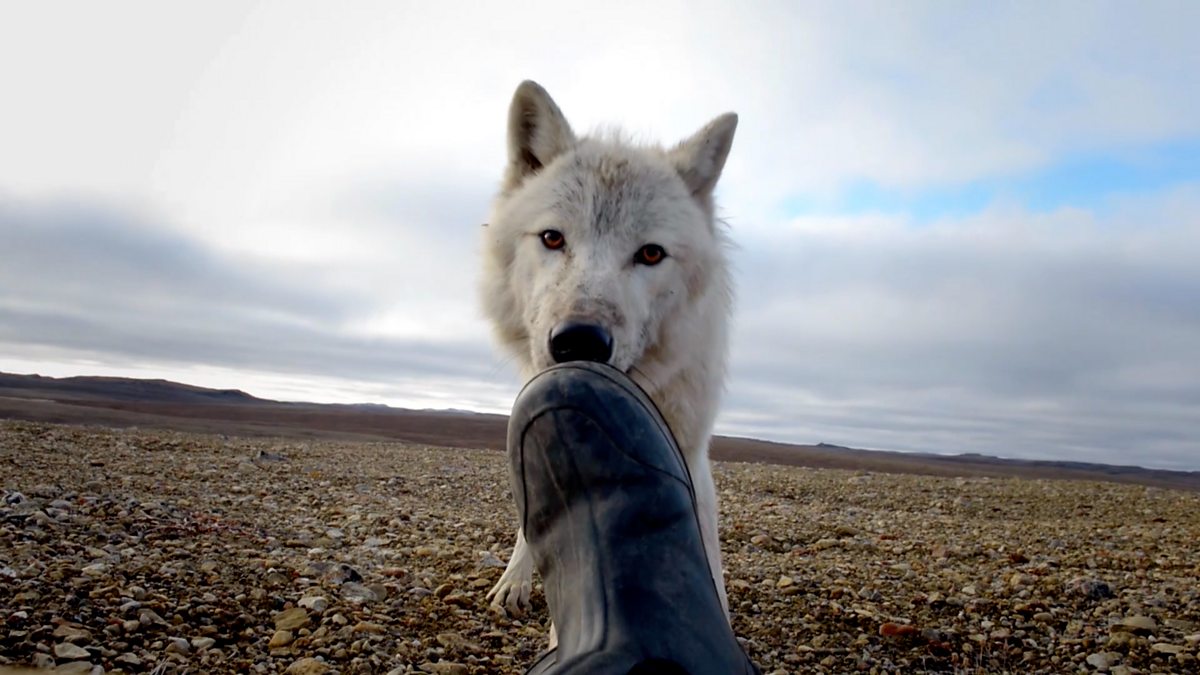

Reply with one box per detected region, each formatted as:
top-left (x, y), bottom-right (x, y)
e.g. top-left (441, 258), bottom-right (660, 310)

top-left (480, 81), bottom-right (737, 622)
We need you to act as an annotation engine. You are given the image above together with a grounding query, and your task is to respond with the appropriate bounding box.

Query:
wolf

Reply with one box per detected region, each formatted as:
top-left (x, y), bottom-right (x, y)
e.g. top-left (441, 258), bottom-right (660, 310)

top-left (479, 80), bottom-right (738, 621)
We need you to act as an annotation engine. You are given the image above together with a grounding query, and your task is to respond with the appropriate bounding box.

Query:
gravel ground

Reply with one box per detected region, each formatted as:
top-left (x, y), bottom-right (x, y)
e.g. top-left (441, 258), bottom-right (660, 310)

top-left (2, 420), bottom-right (1198, 674)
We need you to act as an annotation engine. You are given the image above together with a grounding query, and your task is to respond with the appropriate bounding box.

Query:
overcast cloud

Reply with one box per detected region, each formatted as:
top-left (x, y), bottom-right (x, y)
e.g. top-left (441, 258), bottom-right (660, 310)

top-left (1, 1), bottom-right (1198, 469)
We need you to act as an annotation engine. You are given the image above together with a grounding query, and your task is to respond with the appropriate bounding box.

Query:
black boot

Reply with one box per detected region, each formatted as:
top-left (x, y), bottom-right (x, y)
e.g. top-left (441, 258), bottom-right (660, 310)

top-left (508, 362), bottom-right (759, 675)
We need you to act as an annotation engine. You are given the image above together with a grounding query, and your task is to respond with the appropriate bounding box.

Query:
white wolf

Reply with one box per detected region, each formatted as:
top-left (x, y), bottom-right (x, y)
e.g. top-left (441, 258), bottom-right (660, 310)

top-left (480, 81), bottom-right (738, 620)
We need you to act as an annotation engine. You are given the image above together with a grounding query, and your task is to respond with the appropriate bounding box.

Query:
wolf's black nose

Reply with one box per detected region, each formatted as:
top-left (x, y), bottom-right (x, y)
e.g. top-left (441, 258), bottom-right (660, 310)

top-left (549, 321), bottom-right (613, 364)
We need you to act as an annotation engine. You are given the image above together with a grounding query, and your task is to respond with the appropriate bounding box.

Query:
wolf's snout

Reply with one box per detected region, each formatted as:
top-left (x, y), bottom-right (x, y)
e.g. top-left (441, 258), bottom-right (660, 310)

top-left (549, 321), bottom-right (613, 364)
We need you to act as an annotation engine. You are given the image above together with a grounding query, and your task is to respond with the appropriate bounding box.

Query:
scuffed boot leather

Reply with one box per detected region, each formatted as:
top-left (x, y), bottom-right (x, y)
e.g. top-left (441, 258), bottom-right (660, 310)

top-left (509, 362), bottom-right (759, 675)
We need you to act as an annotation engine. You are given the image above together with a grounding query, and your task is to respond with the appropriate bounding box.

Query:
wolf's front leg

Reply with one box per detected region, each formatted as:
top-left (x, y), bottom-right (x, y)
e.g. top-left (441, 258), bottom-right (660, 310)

top-left (691, 464), bottom-right (730, 617)
top-left (487, 527), bottom-right (533, 615)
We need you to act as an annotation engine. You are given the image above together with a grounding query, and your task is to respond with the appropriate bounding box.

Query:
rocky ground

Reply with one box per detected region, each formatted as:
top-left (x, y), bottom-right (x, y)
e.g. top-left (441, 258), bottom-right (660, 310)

top-left (1, 420), bottom-right (1198, 674)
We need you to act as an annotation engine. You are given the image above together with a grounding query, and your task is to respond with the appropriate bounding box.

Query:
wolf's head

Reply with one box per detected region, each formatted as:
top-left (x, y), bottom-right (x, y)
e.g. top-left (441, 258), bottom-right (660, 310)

top-left (481, 81), bottom-right (737, 391)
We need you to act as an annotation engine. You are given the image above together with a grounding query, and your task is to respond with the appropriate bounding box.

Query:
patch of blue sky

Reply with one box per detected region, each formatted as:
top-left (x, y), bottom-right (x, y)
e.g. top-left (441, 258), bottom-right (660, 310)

top-left (783, 138), bottom-right (1200, 222)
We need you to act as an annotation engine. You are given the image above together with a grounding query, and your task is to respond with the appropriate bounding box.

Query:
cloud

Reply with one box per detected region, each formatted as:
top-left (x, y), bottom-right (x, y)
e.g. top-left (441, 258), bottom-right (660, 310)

top-left (0, 197), bottom-right (510, 400)
top-left (723, 184), bottom-right (1200, 469)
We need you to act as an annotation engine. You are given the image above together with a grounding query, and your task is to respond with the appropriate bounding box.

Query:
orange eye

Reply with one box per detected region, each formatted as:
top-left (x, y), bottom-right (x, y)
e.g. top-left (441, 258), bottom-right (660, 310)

top-left (634, 244), bottom-right (667, 266)
top-left (540, 229), bottom-right (565, 250)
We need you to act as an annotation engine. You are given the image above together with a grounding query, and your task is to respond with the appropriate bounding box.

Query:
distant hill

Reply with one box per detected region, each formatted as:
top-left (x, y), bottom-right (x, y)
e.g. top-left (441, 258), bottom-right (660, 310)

top-left (0, 372), bottom-right (261, 404)
top-left (1, 370), bottom-right (1196, 492)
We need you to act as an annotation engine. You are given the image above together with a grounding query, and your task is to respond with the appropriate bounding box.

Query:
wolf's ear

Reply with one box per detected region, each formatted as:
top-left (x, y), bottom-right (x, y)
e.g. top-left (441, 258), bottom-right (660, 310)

top-left (504, 80), bottom-right (575, 191)
top-left (669, 113), bottom-right (738, 199)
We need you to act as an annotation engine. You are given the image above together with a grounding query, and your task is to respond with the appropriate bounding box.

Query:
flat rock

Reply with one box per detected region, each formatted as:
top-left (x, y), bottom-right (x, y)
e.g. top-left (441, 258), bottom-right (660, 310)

top-left (273, 607), bottom-right (309, 631)
top-left (285, 657), bottom-right (331, 675)
top-left (1117, 616), bottom-right (1157, 633)
top-left (53, 642), bottom-right (91, 660)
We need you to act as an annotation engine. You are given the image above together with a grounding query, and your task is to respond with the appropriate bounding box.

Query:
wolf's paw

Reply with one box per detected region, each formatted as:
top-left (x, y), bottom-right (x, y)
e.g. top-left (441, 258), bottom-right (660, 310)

top-left (486, 567), bottom-right (532, 616)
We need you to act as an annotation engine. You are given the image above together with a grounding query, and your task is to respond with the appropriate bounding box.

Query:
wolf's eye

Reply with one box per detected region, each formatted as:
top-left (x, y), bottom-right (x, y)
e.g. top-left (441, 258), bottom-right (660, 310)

top-left (540, 229), bottom-right (565, 250)
top-left (634, 244), bottom-right (667, 266)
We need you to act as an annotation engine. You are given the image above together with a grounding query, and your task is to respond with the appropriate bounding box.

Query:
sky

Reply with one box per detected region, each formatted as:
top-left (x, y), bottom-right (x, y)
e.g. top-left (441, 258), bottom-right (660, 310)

top-left (2, 1), bottom-right (1198, 470)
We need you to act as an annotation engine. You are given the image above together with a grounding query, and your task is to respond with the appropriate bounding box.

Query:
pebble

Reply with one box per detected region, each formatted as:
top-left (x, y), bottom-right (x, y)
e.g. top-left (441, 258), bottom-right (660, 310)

top-left (1086, 652), bottom-right (1113, 669)
top-left (479, 551), bottom-right (507, 568)
top-left (285, 657), bottom-right (331, 674)
top-left (53, 643), bottom-right (91, 660)
top-left (298, 595), bottom-right (329, 613)
top-left (273, 607), bottom-right (309, 631)
top-left (1150, 642), bottom-right (1183, 654)
top-left (269, 629), bottom-right (295, 649)
top-left (1116, 615), bottom-right (1157, 633)
top-left (165, 636), bottom-right (190, 654)
top-left (341, 582), bottom-right (383, 603)
top-left (419, 662), bottom-right (469, 675)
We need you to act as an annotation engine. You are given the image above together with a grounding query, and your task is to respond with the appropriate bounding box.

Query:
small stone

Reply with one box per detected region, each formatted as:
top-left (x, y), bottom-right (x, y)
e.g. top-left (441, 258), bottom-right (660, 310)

top-left (1116, 615), bottom-right (1157, 634)
top-left (443, 593), bottom-right (472, 607)
top-left (298, 595), bottom-right (329, 613)
top-left (274, 607), bottom-right (309, 631)
top-left (116, 653), bottom-right (142, 667)
top-left (1151, 642), bottom-right (1183, 654)
top-left (53, 625), bottom-right (91, 643)
top-left (879, 623), bottom-right (920, 638)
top-left (414, 545), bottom-right (437, 556)
top-left (352, 621), bottom-right (386, 634)
top-left (776, 576), bottom-right (794, 588)
top-left (138, 608), bottom-right (166, 625)
top-left (192, 636), bottom-right (216, 650)
top-left (54, 643), bottom-right (91, 660)
top-left (479, 551), bottom-right (506, 568)
top-left (1070, 578), bottom-right (1115, 600)
top-left (285, 657), bottom-right (331, 675)
top-left (80, 562), bottom-right (107, 577)
top-left (419, 662), bottom-right (469, 675)
top-left (436, 631), bottom-right (482, 653)
top-left (165, 636), bottom-right (190, 654)
top-left (342, 582), bottom-right (381, 604)
top-left (269, 629), bottom-right (295, 649)
top-left (1085, 652), bottom-right (1111, 670)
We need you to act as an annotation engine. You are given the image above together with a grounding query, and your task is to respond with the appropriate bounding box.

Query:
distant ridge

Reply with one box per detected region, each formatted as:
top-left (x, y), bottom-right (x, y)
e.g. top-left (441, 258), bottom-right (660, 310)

top-left (0, 372), bottom-right (261, 404)
top-left (1, 370), bottom-right (1196, 492)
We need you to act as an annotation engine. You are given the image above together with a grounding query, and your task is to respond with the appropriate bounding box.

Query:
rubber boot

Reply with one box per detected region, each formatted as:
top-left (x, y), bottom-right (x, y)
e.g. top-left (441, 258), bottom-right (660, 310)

top-left (507, 362), bottom-right (759, 675)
